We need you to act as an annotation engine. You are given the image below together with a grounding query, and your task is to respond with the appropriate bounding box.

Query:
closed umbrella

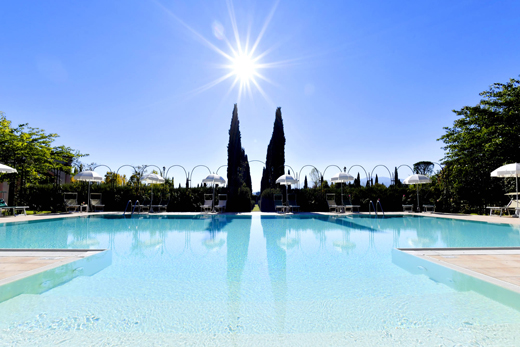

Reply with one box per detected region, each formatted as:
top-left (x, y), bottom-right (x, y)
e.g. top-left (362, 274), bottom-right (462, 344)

top-left (74, 171), bottom-right (103, 211)
top-left (403, 174), bottom-right (432, 212)
top-left (491, 163), bottom-right (520, 217)
top-left (331, 172), bottom-right (354, 205)
top-left (202, 174), bottom-right (226, 212)
top-left (276, 174), bottom-right (298, 210)
top-left (141, 173), bottom-right (165, 212)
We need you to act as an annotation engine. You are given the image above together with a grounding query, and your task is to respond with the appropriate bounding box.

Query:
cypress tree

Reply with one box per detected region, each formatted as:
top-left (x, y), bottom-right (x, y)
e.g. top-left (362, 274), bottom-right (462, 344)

top-left (242, 150), bottom-right (252, 192)
top-left (304, 176), bottom-right (308, 189)
top-left (394, 167), bottom-right (400, 186)
top-left (227, 104), bottom-right (252, 211)
top-left (261, 107), bottom-right (286, 191)
top-left (375, 174), bottom-right (379, 185)
top-left (355, 173), bottom-right (361, 187)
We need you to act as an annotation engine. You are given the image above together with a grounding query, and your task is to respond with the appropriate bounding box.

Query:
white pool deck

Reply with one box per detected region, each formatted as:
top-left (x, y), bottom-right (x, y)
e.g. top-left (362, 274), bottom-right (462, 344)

top-left (2, 211), bottom-right (520, 297)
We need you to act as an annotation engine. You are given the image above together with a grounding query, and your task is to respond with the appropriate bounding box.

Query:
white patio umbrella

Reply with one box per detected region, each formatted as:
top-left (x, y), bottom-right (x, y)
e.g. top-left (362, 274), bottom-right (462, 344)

top-left (331, 172), bottom-right (354, 205)
top-left (0, 163), bottom-right (17, 201)
top-left (276, 174), bottom-right (299, 209)
top-left (403, 174), bottom-right (432, 212)
top-left (491, 163), bottom-right (520, 217)
top-left (141, 173), bottom-right (166, 212)
top-left (0, 163), bottom-right (17, 174)
top-left (202, 174), bottom-right (226, 212)
top-left (74, 171), bottom-right (103, 211)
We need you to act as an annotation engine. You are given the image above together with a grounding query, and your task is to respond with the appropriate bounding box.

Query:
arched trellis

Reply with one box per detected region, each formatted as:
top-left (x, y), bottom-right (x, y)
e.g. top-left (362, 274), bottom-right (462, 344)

top-left (143, 164), bottom-right (164, 176)
top-left (322, 165), bottom-right (343, 180)
top-left (93, 164), bottom-right (114, 187)
top-left (298, 165), bottom-right (322, 189)
top-left (274, 164), bottom-right (296, 177)
top-left (348, 165), bottom-right (369, 182)
top-left (397, 164), bottom-right (414, 175)
top-left (190, 165), bottom-right (212, 188)
top-left (370, 165), bottom-right (393, 184)
top-left (215, 165), bottom-right (227, 175)
top-left (165, 165), bottom-right (188, 187)
top-left (93, 164), bottom-right (113, 173)
top-left (116, 165), bottom-right (138, 186)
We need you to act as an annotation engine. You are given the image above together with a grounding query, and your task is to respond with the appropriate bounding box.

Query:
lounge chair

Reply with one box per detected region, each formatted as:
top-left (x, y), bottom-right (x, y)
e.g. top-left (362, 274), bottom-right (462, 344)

top-left (274, 194), bottom-right (286, 213)
top-left (487, 199), bottom-right (520, 217)
top-left (140, 196), bottom-right (151, 213)
top-left (326, 194), bottom-right (342, 213)
top-left (0, 206), bottom-right (29, 216)
top-left (201, 194), bottom-right (213, 213)
top-left (343, 195), bottom-right (360, 212)
top-left (402, 205), bottom-right (413, 213)
top-left (215, 194), bottom-right (227, 213)
top-left (423, 204), bottom-right (435, 213)
top-left (156, 195), bottom-right (169, 213)
top-left (287, 194), bottom-right (299, 213)
top-left (90, 193), bottom-right (105, 212)
top-left (64, 192), bottom-right (81, 212)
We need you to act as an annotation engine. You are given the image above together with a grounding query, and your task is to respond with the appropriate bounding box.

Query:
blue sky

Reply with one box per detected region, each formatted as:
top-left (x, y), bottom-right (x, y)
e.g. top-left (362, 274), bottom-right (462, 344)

top-left (1, 0), bottom-right (519, 191)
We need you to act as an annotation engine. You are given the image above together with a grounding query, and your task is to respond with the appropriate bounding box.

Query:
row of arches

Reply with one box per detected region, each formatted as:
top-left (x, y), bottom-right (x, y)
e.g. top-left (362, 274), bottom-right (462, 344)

top-left (85, 162), bottom-right (443, 188)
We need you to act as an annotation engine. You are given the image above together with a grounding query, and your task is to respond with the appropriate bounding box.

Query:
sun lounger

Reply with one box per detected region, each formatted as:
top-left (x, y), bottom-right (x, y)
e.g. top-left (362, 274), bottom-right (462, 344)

top-left (327, 194), bottom-right (342, 213)
top-left (423, 205), bottom-right (435, 213)
top-left (287, 194), bottom-right (299, 213)
top-left (486, 199), bottom-right (519, 217)
top-left (201, 194), bottom-right (213, 213)
top-left (274, 194), bottom-right (286, 213)
top-left (64, 192), bottom-right (81, 212)
top-left (90, 193), bottom-right (105, 212)
top-left (215, 194), bottom-right (227, 213)
top-left (402, 205), bottom-right (413, 212)
top-left (156, 196), bottom-right (169, 213)
top-left (344, 204), bottom-right (360, 212)
top-left (0, 206), bottom-right (29, 216)
top-left (506, 200), bottom-right (520, 216)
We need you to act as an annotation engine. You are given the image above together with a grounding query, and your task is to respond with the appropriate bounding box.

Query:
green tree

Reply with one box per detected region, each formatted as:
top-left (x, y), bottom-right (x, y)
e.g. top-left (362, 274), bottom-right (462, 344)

top-left (0, 113), bottom-right (86, 204)
top-left (309, 168), bottom-right (320, 188)
top-left (261, 107), bottom-right (285, 191)
top-left (227, 104), bottom-right (252, 212)
top-left (394, 167), bottom-right (400, 186)
top-left (413, 161), bottom-right (434, 175)
top-left (438, 77), bottom-right (520, 212)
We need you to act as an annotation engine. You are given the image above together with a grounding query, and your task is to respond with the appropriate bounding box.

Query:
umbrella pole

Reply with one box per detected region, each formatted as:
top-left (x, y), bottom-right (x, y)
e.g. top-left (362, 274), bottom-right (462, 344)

top-left (151, 185), bottom-right (154, 213)
top-left (212, 183), bottom-right (215, 212)
top-left (286, 184), bottom-right (289, 213)
top-left (341, 183), bottom-right (343, 205)
top-left (416, 184), bottom-right (419, 213)
top-left (88, 181), bottom-right (91, 213)
top-left (515, 174), bottom-right (519, 218)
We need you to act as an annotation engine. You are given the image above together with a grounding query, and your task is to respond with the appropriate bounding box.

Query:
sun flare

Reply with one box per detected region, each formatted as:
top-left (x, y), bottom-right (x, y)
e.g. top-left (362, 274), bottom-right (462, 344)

top-left (232, 53), bottom-right (257, 82)
top-left (159, 0), bottom-right (285, 104)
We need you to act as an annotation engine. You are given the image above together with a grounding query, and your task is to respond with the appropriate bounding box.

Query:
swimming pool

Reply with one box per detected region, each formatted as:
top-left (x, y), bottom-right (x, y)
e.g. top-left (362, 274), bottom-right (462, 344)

top-left (1, 214), bottom-right (520, 346)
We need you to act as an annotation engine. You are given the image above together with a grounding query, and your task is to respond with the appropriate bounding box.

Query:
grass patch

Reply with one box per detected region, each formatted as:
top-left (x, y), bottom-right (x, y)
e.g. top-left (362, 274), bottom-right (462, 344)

top-left (26, 211), bottom-right (52, 215)
top-left (252, 204), bottom-right (260, 212)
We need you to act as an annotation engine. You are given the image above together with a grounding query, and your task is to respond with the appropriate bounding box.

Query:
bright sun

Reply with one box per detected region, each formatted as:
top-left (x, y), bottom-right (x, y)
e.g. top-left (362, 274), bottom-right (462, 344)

top-left (161, 0), bottom-right (284, 103)
top-left (232, 53), bottom-right (257, 82)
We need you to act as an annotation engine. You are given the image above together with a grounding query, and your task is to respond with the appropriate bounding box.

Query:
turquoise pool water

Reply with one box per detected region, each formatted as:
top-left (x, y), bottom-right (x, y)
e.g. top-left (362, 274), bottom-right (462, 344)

top-left (1, 214), bottom-right (520, 346)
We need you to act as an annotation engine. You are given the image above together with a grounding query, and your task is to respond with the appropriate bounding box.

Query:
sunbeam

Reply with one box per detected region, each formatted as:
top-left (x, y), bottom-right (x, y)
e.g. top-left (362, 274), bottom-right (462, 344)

top-left (157, 0), bottom-right (292, 105)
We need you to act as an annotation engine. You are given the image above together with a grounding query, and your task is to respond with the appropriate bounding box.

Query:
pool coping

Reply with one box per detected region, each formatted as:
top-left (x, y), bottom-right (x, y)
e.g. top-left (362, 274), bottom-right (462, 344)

top-left (3, 210), bottom-right (520, 226)
top-left (396, 247), bottom-right (520, 294)
top-left (0, 249), bottom-right (110, 303)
